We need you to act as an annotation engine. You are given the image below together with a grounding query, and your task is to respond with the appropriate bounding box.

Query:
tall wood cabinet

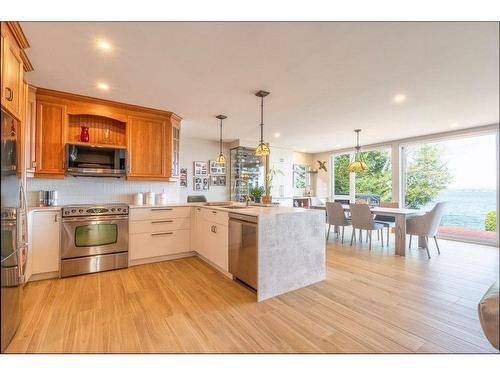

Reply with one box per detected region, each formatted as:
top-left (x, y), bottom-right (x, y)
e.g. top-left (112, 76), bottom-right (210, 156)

top-left (1, 25), bottom-right (23, 120)
top-left (35, 101), bottom-right (66, 178)
top-left (127, 116), bottom-right (167, 179)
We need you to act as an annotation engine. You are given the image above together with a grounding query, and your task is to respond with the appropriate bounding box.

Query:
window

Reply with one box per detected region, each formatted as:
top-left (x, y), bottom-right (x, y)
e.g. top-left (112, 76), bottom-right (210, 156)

top-left (402, 134), bottom-right (497, 243)
top-left (293, 164), bottom-right (309, 196)
top-left (331, 148), bottom-right (392, 204)
top-left (355, 149), bottom-right (392, 204)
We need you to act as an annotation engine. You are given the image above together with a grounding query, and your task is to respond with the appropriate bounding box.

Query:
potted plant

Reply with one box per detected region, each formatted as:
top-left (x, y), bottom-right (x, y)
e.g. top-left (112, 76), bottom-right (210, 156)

top-left (249, 186), bottom-right (265, 203)
top-left (263, 167), bottom-right (284, 205)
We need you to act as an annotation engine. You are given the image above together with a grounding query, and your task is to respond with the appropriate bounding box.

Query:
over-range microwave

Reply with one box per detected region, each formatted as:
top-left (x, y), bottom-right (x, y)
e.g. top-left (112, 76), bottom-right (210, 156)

top-left (65, 144), bottom-right (127, 177)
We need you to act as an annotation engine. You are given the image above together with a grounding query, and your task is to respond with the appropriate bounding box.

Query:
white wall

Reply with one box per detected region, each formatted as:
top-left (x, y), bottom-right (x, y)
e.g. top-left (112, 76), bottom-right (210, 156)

top-left (178, 137), bottom-right (230, 202)
top-left (27, 136), bottom-right (230, 206)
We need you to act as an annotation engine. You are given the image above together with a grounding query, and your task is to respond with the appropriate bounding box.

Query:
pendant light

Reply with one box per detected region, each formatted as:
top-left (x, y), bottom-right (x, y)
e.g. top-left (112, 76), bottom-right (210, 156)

top-left (255, 90), bottom-right (270, 156)
top-left (348, 129), bottom-right (368, 173)
top-left (215, 115), bottom-right (227, 163)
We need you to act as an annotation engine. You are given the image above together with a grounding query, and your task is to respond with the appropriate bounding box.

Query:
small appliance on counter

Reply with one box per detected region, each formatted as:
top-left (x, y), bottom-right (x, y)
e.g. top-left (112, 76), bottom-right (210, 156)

top-left (38, 190), bottom-right (58, 206)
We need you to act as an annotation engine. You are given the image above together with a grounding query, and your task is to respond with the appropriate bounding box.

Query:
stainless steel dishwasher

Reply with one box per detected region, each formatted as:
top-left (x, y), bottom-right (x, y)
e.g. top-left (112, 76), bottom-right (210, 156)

top-left (228, 213), bottom-right (258, 290)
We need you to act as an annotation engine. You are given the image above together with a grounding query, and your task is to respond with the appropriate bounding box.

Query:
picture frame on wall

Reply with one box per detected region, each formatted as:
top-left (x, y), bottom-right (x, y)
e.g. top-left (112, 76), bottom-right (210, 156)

top-left (193, 176), bottom-right (209, 191)
top-left (209, 160), bottom-right (226, 175)
top-left (180, 168), bottom-right (188, 188)
top-left (193, 161), bottom-right (208, 176)
top-left (210, 175), bottom-right (226, 186)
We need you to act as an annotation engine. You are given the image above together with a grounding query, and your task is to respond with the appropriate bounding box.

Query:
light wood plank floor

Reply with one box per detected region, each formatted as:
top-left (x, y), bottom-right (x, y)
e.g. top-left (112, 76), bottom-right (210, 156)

top-left (7, 233), bottom-right (500, 353)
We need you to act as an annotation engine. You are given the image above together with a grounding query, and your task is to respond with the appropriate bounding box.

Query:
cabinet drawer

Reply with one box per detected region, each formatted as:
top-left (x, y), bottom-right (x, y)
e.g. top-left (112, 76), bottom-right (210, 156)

top-left (130, 229), bottom-right (190, 260)
top-left (202, 209), bottom-right (229, 226)
top-left (130, 206), bottom-right (191, 221)
top-left (130, 217), bottom-right (190, 234)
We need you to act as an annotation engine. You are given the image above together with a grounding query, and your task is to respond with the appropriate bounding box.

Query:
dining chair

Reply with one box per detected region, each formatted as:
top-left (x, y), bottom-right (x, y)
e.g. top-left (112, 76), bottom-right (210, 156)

top-left (374, 202), bottom-right (399, 246)
top-left (326, 202), bottom-right (351, 243)
top-left (349, 203), bottom-right (385, 250)
top-left (406, 202), bottom-right (447, 259)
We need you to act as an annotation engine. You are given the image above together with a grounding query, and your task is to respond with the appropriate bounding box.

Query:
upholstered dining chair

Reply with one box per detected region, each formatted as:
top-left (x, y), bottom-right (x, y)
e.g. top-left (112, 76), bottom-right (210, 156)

top-left (406, 202), bottom-right (447, 259)
top-left (374, 201), bottom-right (399, 246)
top-left (349, 203), bottom-right (385, 250)
top-left (325, 202), bottom-right (351, 243)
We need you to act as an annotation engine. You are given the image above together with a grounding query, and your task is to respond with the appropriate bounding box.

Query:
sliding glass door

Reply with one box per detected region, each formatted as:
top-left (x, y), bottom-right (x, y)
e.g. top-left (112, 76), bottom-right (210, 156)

top-left (402, 133), bottom-right (497, 244)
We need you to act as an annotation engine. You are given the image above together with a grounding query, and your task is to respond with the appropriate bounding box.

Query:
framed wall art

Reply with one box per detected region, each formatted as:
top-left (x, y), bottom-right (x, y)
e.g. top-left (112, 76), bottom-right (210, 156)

top-left (193, 176), bottom-right (209, 191)
top-left (209, 160), bottom-right (226, 175)
top-left (179, 168), bottom-right (188, 188)
top-left (210, 175), bottom-right (226, 186)
top-left (193, 161), bottom-right (208, 176)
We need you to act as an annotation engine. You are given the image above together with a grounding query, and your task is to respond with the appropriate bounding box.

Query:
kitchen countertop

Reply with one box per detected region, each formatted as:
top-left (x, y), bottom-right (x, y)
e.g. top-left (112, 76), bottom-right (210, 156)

top-left (129, 202), bottom-right (319, 217)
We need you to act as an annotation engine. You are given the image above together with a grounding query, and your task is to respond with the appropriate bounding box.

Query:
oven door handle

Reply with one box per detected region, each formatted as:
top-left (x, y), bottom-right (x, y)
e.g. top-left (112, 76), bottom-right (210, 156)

top-left (62, 215), bottom-right (129, 223)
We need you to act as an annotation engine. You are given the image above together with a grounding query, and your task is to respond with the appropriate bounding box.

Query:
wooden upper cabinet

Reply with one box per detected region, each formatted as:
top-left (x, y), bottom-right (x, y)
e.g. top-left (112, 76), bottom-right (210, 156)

top-left (35, 101), bottom-right (66, 178)
top-left (170, 116), bottom-right (181, 179)
top-left (1, 24), bottom-right (24, 120)
top-left (25, 86), bottom-right (37, 176)
top-left (127, 116), bottom-right (167, 180)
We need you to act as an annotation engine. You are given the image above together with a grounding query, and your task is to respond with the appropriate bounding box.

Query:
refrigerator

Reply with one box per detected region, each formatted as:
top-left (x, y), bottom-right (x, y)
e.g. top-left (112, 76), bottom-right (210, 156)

top-left (1, 109), bottom-right (28, 352)
top-left (229, 146), bottom-right (267, 202)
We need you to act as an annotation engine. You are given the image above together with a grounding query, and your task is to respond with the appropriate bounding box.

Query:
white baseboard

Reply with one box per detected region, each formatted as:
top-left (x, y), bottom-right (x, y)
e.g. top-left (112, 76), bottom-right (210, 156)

top-left (128, 251), bottom-right (197, 266)
top-left (28, 271), bottom-right (59, 282)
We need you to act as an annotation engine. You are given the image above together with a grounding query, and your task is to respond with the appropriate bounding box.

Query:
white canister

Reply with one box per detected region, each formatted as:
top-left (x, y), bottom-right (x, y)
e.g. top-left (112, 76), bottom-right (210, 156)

top-left (133, 193), bottom-right (144, 206)
top-left (145, 191), bottom-right (155, 205)
top-left (157, 190), bottom-right (167, 205)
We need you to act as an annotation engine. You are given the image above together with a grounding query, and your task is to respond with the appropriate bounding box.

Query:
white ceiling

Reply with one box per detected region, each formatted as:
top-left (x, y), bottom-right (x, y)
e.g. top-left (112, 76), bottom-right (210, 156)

top-left (22, 22), bottom-right (499, 153)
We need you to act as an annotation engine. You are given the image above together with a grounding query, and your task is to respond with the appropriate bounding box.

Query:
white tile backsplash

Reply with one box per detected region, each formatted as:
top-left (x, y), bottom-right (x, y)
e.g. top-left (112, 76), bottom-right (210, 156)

top-left (27, 177), bottom-right (180, 206)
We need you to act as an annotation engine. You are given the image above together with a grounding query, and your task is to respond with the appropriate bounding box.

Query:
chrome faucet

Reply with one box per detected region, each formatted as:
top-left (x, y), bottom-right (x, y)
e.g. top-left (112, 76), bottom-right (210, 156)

top-left (245, 195), bottom-right (252, 207)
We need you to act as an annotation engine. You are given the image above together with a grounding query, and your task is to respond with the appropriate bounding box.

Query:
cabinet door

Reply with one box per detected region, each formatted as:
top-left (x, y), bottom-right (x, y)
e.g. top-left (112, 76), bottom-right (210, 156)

top-left (1, 29), bottom-right (23, 120)
top-left (191, 207), bottom-right (203, 253)
top-left (35, 101), bottom-right (66, 177)
top-left (25, 86), bottom-right (37, 176)
top-left (170, 120), bottom-right (180, 178)
top-left (31, 211), bottom-right (61, 275)
top-left (127, 116), bottom-right (166, 179)
top-left (211, 224), bottom-right (229, 271)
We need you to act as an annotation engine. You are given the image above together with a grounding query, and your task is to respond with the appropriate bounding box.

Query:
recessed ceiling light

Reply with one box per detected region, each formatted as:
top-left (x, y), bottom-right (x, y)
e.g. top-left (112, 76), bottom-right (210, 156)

top-left (393, 94), bottom-right (406, 103)
top-left (97, 82), bottom-right (109, 91)
top-left (97, 40), bottom-right (111, 50)
top-left (274, 132), bottom-right (281, 138)
top-left (450, 122), bottom-right (459, 128)
top-left (336, 144), bottom-right (341, 148)
top-left (300, 149), bottom-right (307, 153)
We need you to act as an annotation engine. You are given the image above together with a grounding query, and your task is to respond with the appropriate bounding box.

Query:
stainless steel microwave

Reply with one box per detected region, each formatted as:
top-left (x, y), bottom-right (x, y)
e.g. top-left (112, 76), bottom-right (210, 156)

top-left (65, 144), bottom-right (126, 177)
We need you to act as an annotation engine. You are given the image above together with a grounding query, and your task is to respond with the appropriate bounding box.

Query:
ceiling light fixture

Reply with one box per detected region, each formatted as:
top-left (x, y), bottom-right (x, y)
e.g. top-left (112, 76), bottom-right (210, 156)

top-left (97, 40), bottom-right (111, 50)
top-left (97, 82), bottom-right (109, 90)
top-left (255, 90), bottom-right (270, 156)
top-left (215, 115), bottom-right (227, 164)
top-left (348, 129), bottom-right (368, 173)
top-left (393, 94), bottom-right (406, 103)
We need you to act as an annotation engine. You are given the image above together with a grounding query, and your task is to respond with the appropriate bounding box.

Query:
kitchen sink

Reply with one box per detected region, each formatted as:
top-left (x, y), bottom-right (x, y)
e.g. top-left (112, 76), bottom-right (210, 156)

top-left (223, 206), bottom-right (250, 209)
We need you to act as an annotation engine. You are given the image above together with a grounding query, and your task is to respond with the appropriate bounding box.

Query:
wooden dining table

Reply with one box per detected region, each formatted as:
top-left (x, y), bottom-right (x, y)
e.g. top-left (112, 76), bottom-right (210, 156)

top-left (310, 204), bottom-right (424, 256)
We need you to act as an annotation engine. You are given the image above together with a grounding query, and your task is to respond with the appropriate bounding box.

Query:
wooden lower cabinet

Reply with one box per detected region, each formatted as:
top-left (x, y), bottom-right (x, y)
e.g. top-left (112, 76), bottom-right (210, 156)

top-left (35, 101), bottom-right (66, 178)
top-left (127, 115), bottom-right (168, 180)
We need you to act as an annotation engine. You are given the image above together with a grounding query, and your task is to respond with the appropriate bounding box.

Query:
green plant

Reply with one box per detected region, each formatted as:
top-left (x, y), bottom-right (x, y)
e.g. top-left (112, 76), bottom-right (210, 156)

top-left (249, 186), bottom-right (264, 200)
top-left (265, 167), bottom-right (284, 196)
top-left (405, 144), bottom-right (452, 209)
top-left (485, 211), bottom-right (497, 232)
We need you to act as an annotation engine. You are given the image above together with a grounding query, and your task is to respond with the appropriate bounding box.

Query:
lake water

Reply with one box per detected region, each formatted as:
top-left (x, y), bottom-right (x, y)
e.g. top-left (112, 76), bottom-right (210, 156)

top-left (423, 189), bottom-right (497, 230)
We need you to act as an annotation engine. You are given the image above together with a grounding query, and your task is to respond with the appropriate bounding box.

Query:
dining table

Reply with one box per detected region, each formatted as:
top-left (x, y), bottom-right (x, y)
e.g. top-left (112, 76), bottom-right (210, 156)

top-left (310, 204), bottom-right (424, 256)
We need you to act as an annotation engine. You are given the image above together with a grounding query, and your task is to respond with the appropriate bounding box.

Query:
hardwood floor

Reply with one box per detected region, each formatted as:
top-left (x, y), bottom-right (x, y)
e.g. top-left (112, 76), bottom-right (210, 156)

top-left (7, 233), bottom-right (499, 353)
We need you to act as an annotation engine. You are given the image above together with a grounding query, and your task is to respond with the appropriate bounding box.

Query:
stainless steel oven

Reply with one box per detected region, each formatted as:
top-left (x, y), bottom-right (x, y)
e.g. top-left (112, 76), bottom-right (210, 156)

top-left (60, 204), bottom-right (128, 277)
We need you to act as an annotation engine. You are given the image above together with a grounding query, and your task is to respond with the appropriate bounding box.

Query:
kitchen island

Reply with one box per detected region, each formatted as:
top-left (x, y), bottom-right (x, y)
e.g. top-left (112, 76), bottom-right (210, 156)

top-left (128, 203), bottom-right (326, 301)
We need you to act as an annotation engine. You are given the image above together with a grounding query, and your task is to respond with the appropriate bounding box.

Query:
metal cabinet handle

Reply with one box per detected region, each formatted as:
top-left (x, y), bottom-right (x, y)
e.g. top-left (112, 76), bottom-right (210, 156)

top-left (211, 225), bottom-right (217, 233)
top-left (212, 210), bottom-right (217, 214)
top-left (151, 232), bottom-right (173, 236)
top-left (55, 214), bottom-right (58, 222)
top-left (5, 87), bottom-right (13, 101)
top-left (151, 208), bottom-right (173, 211)
top-left (151, 220), bottom-right (173, 224)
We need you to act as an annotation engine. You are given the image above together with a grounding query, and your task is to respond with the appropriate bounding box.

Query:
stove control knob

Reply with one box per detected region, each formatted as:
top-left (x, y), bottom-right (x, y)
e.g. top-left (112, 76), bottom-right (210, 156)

top-left (111, 208), bottom-right (115, 212)
top-left (117, 208), bottom-right (121, 211)
top-left (64, 210), bottom-right (69, 215)
top-left (71, 209), bottom-right (76, 213)
top-left (79, 209), bottom-right (84, 213)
